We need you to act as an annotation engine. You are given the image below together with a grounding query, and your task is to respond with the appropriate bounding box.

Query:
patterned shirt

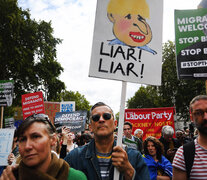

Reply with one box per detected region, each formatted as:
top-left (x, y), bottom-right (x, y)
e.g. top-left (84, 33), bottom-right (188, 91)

top-left (172, 138), bottom-right (207, 179)
top-left (96, 151), bottom-right (112, 180)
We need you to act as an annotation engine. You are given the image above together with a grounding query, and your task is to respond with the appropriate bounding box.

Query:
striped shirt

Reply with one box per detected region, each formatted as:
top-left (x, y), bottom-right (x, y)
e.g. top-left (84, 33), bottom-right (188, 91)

top-left (96, 151), bottom-right (112, 180)
top-left (172, 138), bottom-right (207, 179)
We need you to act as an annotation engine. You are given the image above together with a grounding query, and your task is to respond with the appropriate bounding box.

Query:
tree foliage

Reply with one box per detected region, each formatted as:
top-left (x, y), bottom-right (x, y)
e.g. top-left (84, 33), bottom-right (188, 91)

top-left (0, 0), bottom-right (65, 105)
top-left (61, 90), bottom-right (91, 112)
top-left (127, 41), bottom-right (206, 121)
top-left (128, 86), bottom-right (160, 108)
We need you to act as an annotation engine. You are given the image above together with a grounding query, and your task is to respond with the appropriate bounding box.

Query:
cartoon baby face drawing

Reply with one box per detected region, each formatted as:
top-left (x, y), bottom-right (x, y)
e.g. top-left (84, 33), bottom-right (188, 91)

top-left (107, 0), bottom-right (152, 47)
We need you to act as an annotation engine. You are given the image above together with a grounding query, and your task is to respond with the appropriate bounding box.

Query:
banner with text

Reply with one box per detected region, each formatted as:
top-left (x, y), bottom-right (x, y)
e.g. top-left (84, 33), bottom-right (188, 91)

top-left (125, 107), bottom-right (175, 140)
top-left (89, 0), bottom-right (163, 85)
top-left (4, 117), bottom-right (15, 129)
top-left (22, 91), bottom-right (45, 119)
top-left (54, 110), bottom-right (87, 132)
top-left (0, 80), bottom-right (14, 107)
top-left (175, 9), bottom-right (207, 79)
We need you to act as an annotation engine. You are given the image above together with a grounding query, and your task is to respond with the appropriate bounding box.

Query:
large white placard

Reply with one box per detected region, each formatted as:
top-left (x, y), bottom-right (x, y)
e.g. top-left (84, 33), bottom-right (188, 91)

top-left (89, 0), bottom-right (163, 85)
top-left (0, 129), bottom-right (15, 166)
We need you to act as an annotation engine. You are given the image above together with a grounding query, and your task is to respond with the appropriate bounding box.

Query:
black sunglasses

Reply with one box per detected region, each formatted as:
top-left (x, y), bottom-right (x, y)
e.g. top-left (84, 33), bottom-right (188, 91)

top-left (91, 113), bottom-right (112, 122)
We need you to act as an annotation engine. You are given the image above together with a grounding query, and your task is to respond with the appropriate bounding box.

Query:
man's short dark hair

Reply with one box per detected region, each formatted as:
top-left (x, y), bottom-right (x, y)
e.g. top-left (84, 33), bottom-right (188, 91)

top-left (124, 121), bottom-right (132, 129)
top-left (89, 102), bottom-right (114, 121)
top-left (90, 102), bottom-right (109, 113)
top-left (190, 95), bottom-right (207, 112)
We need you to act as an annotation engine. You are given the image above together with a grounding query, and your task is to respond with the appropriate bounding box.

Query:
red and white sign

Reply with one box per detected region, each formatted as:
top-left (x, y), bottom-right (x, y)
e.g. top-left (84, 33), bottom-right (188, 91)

top-left (22, 91), bottom-right (45, 119)
top-left (125, 107), bottom-right (175, 140)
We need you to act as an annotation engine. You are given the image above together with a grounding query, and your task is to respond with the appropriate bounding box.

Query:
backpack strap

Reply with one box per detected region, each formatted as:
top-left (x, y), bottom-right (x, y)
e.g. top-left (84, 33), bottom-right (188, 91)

top-left (183, 141), bottom-right (195, 179)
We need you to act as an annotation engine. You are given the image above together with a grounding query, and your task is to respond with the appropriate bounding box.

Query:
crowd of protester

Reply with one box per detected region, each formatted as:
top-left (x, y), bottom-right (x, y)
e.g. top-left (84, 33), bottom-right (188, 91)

top-left (0, 95), bottom-right (206, 180)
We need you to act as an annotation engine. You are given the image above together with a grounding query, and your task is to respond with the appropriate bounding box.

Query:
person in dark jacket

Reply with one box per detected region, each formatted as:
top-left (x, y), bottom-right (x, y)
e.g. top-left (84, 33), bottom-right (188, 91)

top-left (175, 129), bottom-right (192, 147)
top-left (64, 102), bottom-right (150, 180)
top-left (159, 125), bottom-right (180, 163)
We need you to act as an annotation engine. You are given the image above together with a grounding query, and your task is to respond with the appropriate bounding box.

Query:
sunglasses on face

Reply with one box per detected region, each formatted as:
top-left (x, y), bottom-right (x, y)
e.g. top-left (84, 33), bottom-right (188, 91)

top-left (91, 113), bottom-right (112, 122)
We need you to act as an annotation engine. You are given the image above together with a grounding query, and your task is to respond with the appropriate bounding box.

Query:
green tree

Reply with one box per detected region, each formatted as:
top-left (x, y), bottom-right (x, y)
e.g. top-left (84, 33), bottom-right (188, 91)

top-left (0, 0), bottom-right (65, 105)
top-left (159, 41), bottom-right (205, 120)
top-left (127, 86), bottom-right (160, 108)
top-left (61, 90), bottom-right (91, 112)
top-left (127, 41), bottom-right (206, 121)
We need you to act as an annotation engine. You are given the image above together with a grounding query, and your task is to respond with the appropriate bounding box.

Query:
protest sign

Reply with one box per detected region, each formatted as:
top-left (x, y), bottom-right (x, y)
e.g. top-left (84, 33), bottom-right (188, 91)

top-left (125, 107), bottom-right (175, 140)
top-left (0, 80), bottom-right (14, 107)
top-left (60, 101), bottom-right (75, 112)
top-left (175, 8), bottom-right (207, 79)
top-left (4, 117), bottom-right (15, 129)
top-left (0, 129), bottom-right (15, 166)
top-left (89, 0), bottom-right (163, 85)
top-left (89, 1), bottom-right (163, 178)
top-left (22, 91), bottom-right (45, 119)
top-left (54, 110), bottom-right (87, 132)
top-left (44, 101), bottom-right (60, 123)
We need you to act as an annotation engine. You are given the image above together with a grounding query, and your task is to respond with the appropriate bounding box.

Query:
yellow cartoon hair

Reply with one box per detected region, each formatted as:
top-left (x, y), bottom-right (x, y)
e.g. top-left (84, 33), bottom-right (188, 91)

top-left (107, 0), bottom-right (149, 18)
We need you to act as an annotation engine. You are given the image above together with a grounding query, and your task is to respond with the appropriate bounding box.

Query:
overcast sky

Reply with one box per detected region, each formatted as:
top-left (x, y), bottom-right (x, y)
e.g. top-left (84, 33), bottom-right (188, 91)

top-left (18, 0), bottom-right (201, 114)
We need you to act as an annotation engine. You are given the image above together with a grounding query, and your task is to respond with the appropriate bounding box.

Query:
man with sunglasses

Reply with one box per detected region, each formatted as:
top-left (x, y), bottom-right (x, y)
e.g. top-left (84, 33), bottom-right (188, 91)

top-left (172, 95), bottom-right (207, 180)
top-left (64, 102), bottom-right (150, 180)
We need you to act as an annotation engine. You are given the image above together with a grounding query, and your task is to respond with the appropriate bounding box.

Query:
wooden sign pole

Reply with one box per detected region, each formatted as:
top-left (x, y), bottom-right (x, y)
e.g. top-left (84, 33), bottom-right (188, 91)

top-left (0, 106), bottom-right (4, 128)
top-left (114, 81), bottom-right (127, 180)
top-left (206, 80), bottom-right (207, 95)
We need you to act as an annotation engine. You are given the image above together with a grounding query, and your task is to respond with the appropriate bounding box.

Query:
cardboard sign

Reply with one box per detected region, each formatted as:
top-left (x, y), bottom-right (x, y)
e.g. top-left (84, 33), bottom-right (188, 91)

top-left (0, 129), bottom-right (15, 166)
top-left (0, 80), bottom-right (14, 106)
top-left (60, 101), bottom-right (75, 112)
top-left (4, 117), bottom-right (15, 129)
top-left (54, 110), bottom-right (87, 132)
top-left (89, 0), bottom-right (163, 85)
top-left (175, 9), bottom-right (207, 79)
top-left (44, 101), bottom-right (60, 123)
top-left (125, 107), bottom-right (175, 140)
top-left (22, 91), bottom-right (45, 119)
